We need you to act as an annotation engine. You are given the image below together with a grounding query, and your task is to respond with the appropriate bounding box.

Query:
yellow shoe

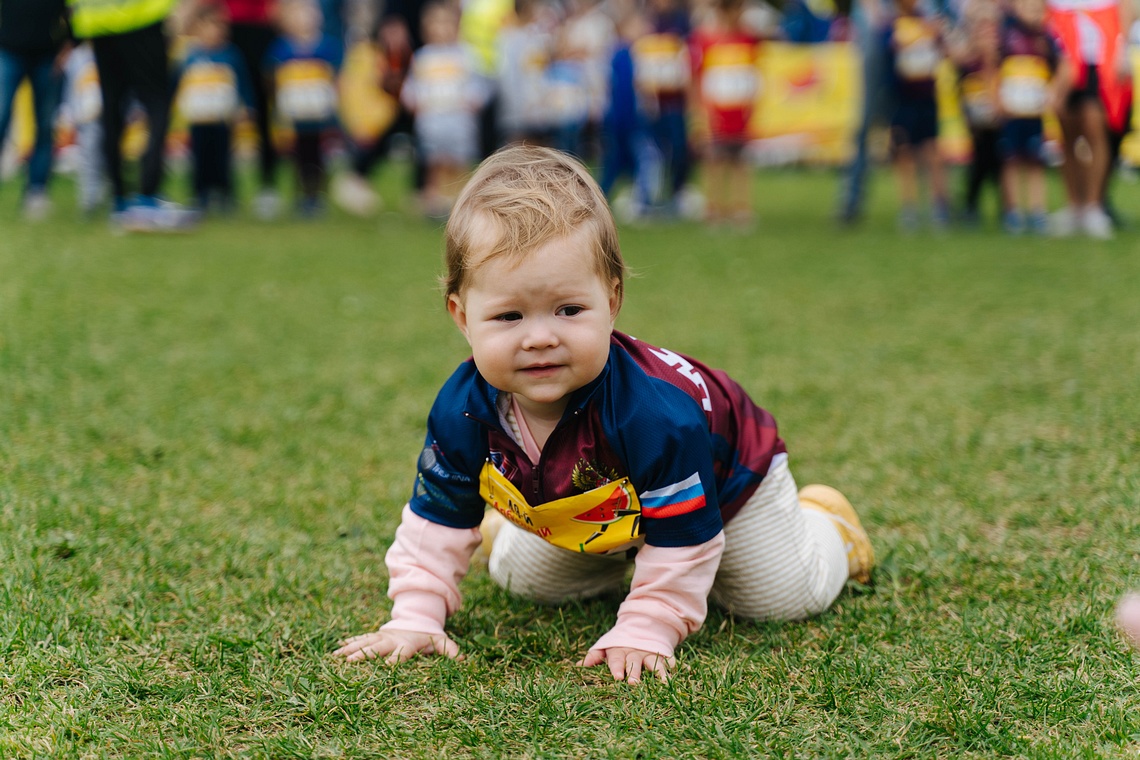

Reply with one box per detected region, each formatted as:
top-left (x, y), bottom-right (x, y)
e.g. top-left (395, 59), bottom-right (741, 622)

top-left (799, 484), bottom-right (874, 584)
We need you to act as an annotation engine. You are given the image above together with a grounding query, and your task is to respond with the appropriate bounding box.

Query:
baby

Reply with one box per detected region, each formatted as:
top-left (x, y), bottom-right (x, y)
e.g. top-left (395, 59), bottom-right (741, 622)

top-left (334, 145), bottom-right (874, 683)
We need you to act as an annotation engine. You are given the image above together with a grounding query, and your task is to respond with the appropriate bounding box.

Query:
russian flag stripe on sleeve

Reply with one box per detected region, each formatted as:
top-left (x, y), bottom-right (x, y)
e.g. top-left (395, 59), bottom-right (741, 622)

top-left (640, 473), bottom-right (707, 518)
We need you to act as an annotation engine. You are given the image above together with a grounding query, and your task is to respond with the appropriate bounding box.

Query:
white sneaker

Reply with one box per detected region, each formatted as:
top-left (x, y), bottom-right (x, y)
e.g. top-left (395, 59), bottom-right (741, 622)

top-left (253, 189), bottom-right (282, 220)
top-left (22, 191), bottom-right (52, 222)
top-left (1081, 205), bottom-right (1114, 240)
top-left (332, 173), bottom-right (381, 217)
top-left (1049, 206), bottom-right (1081, 238)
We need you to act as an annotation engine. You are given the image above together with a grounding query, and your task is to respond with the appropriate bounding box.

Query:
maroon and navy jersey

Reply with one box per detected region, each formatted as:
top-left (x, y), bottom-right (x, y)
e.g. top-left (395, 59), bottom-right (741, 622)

top-left (409, 331), bottom-right (786, 548)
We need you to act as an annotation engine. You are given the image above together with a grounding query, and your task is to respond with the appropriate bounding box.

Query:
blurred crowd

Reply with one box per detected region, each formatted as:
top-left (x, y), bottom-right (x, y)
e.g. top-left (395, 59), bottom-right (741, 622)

top-left (0, 0), bottom-right (1136, 236)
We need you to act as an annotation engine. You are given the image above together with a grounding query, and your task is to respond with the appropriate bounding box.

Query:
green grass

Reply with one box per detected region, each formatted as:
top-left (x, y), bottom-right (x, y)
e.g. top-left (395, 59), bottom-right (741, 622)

top-left (2, 165), bottom-right (1139, 758)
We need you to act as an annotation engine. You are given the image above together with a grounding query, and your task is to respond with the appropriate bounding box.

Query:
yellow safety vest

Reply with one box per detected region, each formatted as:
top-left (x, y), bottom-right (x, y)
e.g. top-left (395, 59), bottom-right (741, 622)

top-left (67, 0), bottom-right (176, 38)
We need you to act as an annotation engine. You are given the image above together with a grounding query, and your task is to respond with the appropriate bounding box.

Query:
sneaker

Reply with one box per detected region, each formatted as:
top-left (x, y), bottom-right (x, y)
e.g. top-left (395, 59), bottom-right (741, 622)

top-left (22, 190), bottom-right (52, 222)
top-left (1003, 210), bottom-right (1025, 235)
top-left (1050, 206), bottom-right (1081, 238)
top-left (117, 196), bottom-right (199, 233)
top-left (1081, 205), bottom-right (1114, 240)
top-left (799, 484), bottom-right (874, 584)
top-left (1027, 210), bottom-right (1049, 235)
top-left (253, 189), bottom-right (282, 220)
top-left (331, 172), bottom-right (381, 217)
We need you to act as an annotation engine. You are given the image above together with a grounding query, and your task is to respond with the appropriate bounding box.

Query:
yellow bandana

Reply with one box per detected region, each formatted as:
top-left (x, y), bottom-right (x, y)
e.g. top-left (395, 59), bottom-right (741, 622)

top-left (479, 461), bottom-right (644, 555)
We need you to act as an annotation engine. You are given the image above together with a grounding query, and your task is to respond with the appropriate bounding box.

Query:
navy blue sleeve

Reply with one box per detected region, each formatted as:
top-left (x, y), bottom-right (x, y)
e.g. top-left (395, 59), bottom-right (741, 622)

top-left (407, 364), bottom-right (489, 529)
top-left (603, 367), bottom-right (724, 548)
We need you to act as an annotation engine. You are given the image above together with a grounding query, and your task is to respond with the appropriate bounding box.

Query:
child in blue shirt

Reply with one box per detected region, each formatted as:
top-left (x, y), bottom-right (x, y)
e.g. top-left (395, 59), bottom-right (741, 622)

top-left (175, 2), bottom-right (255, 212)
top-left (266, 0), bottom-right (343, 215)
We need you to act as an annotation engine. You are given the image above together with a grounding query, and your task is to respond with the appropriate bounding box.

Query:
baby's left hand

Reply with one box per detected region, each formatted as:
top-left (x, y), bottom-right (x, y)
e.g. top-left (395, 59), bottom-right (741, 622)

top-left (578, 647), bottom-right (676, 684)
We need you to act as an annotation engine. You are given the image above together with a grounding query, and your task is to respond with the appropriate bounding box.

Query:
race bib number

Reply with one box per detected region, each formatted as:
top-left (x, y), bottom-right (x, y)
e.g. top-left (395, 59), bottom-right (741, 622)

top-left (276, 59), bottom-right (337, 122)
top-left (178, 62), bottom-right (239, 124)
top-left (479, 462), bottom-right (644, 555)
top-left (1000, 55), bottom-right (1050, 117)
top-left (894, 17), bottom-right (940, 80)
top-left (633, 34), bottom-right (690, 93)
top-left (702, 43), bottom-right (760, 108)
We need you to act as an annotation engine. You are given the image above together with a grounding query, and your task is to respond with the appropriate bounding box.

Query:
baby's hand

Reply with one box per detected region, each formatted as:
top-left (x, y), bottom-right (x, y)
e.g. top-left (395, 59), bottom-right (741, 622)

top-left (332, 628), bottom-right (461, 664)
top-left (578, 647), bottom-right (676, 684)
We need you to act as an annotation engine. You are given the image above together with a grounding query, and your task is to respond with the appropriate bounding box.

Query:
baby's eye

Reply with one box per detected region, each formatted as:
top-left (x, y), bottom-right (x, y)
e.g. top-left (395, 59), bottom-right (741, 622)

top-left (494, 312), bottom-right (523, 322)
top-left (558, 305), bottom-right (584, 317)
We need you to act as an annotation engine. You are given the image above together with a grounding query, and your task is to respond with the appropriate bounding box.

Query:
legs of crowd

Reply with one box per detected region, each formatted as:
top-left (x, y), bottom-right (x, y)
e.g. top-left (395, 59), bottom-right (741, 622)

top-left (0, 47), bottom-right (62, 220)
top-left (229, 22), bottom-right (282, 221)
top-left (1053, 97), bottom-right (1115, 239)
top-left (90, 21), bottom-right (196, 232)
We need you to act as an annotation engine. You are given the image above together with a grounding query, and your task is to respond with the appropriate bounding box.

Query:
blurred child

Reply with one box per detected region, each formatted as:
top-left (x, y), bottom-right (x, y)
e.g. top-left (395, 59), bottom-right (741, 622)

top-left (266, 0), bottom-right (343, 216)
top-left (599, 10), bottom-right (660, 218)
top-left (996, 0), bottom-right (1059, 234)
top-left (634, 0), bottom-right (694, 214)
top-left (560, 0), bottom-right (617, 160)
top-left (63, 42), bottom-right (107, 215)
top-left (545, 31), bottom-right (591, 157)
top-left (690, 0), bottom-right (762, 225)
top-left (175, 2), bottom-right (255, 212)
top-left (333, 145), bottom-right (875, 684)
top-left (495, 0), bottom-right (555, 146)
top-left (885, 0), bottom-right (949, 230)
top-left (401, 0), bottom-right (490, 216)
top-left (950, 0), bottom-right (1005, 226)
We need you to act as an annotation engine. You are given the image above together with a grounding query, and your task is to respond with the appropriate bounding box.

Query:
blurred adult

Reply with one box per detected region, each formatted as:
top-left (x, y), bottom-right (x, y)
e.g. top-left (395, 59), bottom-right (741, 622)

top-left (1046, 0), bottom-right (1134, 238)
top-left (224, 0), bottom-right (282, 218)
top-left (68, 0), bottom-right (196, 230)
top-left (0, 0), bottom-right (69, 220)
top-left (835, 0), bottom-right (893, 225)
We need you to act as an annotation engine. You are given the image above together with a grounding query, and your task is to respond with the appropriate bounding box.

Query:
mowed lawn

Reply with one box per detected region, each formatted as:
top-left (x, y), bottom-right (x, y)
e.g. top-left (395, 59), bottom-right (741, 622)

top-left (2, 166), bottom-right (1139, 758)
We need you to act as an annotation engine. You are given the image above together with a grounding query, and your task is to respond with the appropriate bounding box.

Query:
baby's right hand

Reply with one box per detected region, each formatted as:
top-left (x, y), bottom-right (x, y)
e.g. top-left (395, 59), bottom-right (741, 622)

top-left (332, 628), bottom-right (461, 664)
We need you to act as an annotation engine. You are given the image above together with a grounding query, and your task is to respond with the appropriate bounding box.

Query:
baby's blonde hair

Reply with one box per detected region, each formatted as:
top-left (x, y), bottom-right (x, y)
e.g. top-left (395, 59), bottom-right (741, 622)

top-left (443, 146), bottom-right (625, 308)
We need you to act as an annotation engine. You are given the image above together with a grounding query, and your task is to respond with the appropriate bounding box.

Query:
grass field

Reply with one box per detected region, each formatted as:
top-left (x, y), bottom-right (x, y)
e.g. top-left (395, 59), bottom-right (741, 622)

top-left (2, 164), bottom-right (1139, 758)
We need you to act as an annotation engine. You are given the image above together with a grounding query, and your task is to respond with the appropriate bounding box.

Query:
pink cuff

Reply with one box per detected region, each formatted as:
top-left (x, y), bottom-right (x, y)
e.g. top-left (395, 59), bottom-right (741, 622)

top-left (382, 504), bottom-right (481, 635)
top-left (382, 591), bottom-right (449, 635)
top-left (588, 533), bottom-right (726, 659)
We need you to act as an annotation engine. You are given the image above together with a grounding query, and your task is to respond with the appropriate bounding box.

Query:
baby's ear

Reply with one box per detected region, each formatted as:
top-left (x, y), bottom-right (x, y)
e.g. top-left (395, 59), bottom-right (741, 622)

top-left (609, 278), bottom-right (623, 321)
top-left (447, 293), bottom-right (471, 341)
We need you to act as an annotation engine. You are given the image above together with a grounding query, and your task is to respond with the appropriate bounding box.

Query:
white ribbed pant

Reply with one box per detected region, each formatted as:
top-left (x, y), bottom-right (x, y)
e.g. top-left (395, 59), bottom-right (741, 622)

top-left (487, 454), bottom-right (850, 621)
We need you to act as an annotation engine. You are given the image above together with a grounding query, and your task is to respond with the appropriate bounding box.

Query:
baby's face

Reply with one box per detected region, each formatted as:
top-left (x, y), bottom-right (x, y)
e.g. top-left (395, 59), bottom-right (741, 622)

top-left (447, 228), bottom-right (619, 423)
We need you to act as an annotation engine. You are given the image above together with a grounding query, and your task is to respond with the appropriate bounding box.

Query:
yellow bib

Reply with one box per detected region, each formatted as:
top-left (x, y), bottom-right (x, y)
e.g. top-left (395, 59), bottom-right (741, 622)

top-left (1000, 55), bottom-right (1050, 117)
top-left (276, 60), bottom-right (337, 122)
top-left (178, 63), bottom-right (239, 124)
top-left (479, 462), bottom-right (644, 555)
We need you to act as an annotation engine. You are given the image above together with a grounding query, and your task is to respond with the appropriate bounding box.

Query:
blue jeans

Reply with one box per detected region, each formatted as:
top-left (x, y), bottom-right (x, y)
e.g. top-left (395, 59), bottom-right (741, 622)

top-left (0, 47), bottom-right (62, 193)
top-left (836, 7), bottom-right (889, 221)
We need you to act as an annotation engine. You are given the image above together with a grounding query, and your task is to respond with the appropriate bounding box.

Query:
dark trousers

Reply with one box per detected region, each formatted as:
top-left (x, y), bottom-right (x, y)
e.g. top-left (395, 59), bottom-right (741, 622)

top-left (965, 126), bottom-right (1002, 217)
top-left (229, 22), bottom-right (278, 189)
top-left (294, 130), bottom-right (324, 200)
top-left (91, 21), bottom-right (171, 202)
top-left (189, 123), bottom-right (233, 206)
